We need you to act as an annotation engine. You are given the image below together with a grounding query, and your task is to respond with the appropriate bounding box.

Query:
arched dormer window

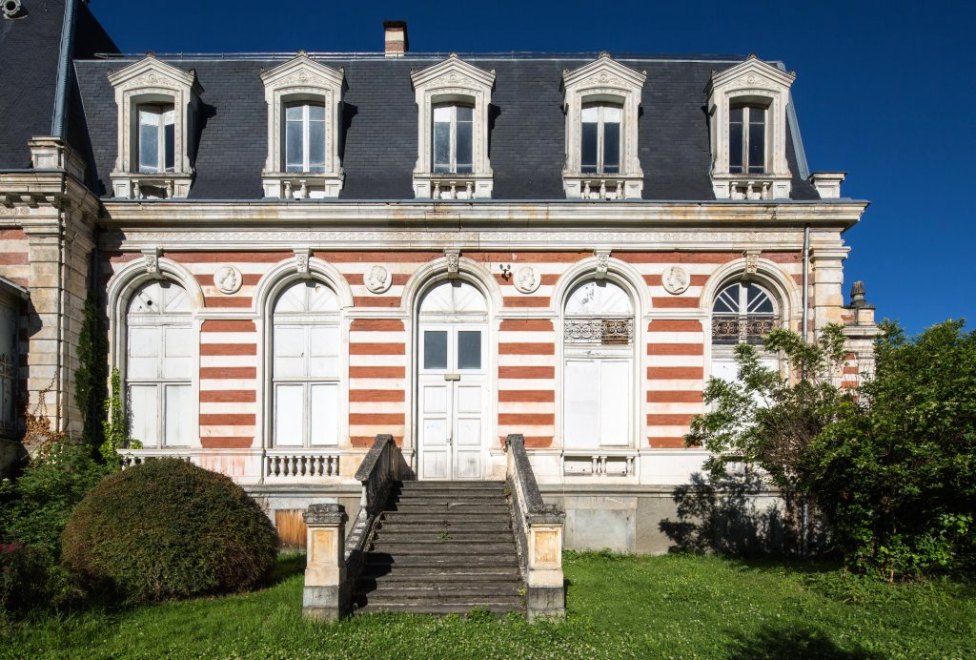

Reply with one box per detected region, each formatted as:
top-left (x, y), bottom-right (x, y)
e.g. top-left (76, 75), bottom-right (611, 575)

top-left (411, 55), bottom-right (495, 199)
top-left (108, 56), bottom-right (201, 199)
top-left (706, 55), bottom-right (795, 200)
top-left (710, 281), bottom-right (780, 381)
top-left (561, 54), bottom-right (645, 200)
top-left (261, 54), bottom-right (345, 199)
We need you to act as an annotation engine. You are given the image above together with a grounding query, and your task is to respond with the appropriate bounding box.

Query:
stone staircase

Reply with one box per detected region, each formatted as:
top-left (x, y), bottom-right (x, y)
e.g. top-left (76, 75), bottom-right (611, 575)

top-left (352, 480), bottom-right (524, 615)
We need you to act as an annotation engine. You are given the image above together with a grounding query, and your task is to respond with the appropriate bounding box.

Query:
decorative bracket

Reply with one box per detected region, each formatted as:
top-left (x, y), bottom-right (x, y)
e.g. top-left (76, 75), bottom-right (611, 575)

top-left (744, 250), bottom-right (761, 275)
top-left (594, 249), bottom-right (611, 280)
top-left (294, 247), bottom-right (311, 275)
top-left (444, 249), bottom-right (460, 278)
top-left (142, 247), bottom-right (161, 276)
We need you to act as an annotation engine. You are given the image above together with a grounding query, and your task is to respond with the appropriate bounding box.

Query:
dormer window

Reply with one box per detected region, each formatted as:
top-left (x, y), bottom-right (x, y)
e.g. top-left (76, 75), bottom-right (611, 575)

top-left (706, 55), bottom-right (795, 200)
top-left (562, 54), bottom-right (645, 200)
top-left (261, 54), bottom-right (344, 199)
top-left (581, 103), bottom-right (621, 175)
top-left (728, 104), bottom-right (766, 175)
top-left (411, 55), bottom-right (495, 199)
top-left (108, 56), bottom-right (201, 199)
top-left (138, 104), bottom-right (175, 174)
top-left (285, 102), bottom-right (326, 174)
top-left (432, 103), bottom-right (473, 175)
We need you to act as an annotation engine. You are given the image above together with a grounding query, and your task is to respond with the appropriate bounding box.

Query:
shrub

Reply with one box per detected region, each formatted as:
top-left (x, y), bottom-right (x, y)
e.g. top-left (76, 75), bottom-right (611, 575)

top-left (62, 459), bottom-right (278, 603)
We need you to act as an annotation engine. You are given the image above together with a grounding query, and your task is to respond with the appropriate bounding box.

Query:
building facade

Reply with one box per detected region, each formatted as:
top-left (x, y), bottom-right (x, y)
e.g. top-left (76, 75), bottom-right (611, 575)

top-left (0, 4), bottom-right (877, 551)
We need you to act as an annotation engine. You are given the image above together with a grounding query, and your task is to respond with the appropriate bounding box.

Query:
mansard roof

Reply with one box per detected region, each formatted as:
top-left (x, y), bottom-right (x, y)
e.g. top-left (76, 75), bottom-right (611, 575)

top-left (71, 52), bottom-right (819, 201)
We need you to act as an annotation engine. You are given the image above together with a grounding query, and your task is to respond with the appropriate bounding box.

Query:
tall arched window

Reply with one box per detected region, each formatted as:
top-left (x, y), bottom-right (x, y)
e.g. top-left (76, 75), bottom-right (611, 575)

top-left (562, 280), bottom-right (635, 448)
top-left (710, 281), bottom-right (779, 381)
top-left (126, 280), bottom-right (193, 447)
top-left (272, 280), bottom-right (340, 447)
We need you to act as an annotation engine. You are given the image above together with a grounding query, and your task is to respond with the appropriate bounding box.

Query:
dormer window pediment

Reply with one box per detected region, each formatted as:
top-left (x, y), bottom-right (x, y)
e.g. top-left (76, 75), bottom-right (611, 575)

top-left (411, 55), bottom-right (495, 200)
top-left (261, 55), bottom-right (345, 199)
top-left (108, 56), bottom-right (202, 199)
top-left (561, 54), bottom-right (646, 200)
top-left (706, 55), bottom-right (796, 200)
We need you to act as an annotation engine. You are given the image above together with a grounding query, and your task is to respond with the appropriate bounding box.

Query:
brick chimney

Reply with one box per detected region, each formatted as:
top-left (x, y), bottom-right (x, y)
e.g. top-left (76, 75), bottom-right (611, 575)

top-left (384, 21), bottom-right (408, 57)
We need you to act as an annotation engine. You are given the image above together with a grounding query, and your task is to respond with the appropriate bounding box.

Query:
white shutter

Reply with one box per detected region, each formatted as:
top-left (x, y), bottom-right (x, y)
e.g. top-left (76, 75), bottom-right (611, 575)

top-left (129, 384), bottom-right (159, 447)
top-left (564, 359), bottom-right (599, 449)
top-left (274, 384), bottom-right (304, 446)
top-left (309, 383), bottom-right (339, 446)
top-left (599, 360), bottom-right (630, 446)
top-left (164, 384), bottom-right (192, 446)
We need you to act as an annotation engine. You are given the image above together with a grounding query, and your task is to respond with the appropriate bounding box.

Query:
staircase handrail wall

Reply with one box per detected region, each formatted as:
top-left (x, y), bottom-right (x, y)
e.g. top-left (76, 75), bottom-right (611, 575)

top-left (505, 433), bottom-right (566, 620)
top-left (344, 434), bottom-right (411, 590)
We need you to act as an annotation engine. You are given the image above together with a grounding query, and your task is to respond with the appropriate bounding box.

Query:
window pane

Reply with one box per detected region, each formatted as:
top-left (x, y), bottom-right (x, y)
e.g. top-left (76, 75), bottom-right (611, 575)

top-left (602, 106), bottom-right (622, 123)
top-left (308, 115), bottom-right (326, 173)
top-left (274, 384), bottom-right (304, 446)
top-left (581, 121), bottom-right (597, 173)
top-left (455, 119), bottom-right (472, 174)
top-left (423, 330), bottom-right (447, 370)
top-left (603, 121), bottom-right (620, 174)
top-left (310, 383), bottom-right (339, 446)
top-left (308, 104), bottom-right (325, 121)
top-left (164, 121), bottom-right (175, 172)
top-left (564, 360), bottom-right (599, 449)
top-left (129, 384), bottom-right (159, 447)
top-left (433, 106), bottom-right (452, 122)
top-left (748, 110), bottom-right (765, 174)
top-left (433, 120), bottom-right (450, 173)
top-left (286, 117), bottom-right (303, 172)
top-left (746, 284), bottom-right (774, 314)
top-left (581, 106), bottom-right (599, 122)
top-left (139, 117), bottom-right (159, 173)
top-left (164, 384), bottom-right (191, 447)
top-left (456, 106), bottom-right (473, 122)
top-left (729, 121), bottom-right (743, 174)
top-left (457, 330), bottom-right (481, 369)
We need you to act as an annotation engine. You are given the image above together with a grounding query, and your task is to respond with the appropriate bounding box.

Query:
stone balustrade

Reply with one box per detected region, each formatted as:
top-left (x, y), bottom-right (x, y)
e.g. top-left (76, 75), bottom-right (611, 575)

top-left (562, 450), bottom-right (637, 477)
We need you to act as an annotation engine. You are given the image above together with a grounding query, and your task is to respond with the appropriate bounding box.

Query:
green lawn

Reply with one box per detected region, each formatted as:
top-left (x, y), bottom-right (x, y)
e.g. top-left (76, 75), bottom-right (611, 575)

top-left (3, 552), bottom-right (974, 659)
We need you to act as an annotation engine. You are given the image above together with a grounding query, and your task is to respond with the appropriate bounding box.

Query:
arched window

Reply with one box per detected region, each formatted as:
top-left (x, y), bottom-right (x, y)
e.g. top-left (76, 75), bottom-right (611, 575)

top-left (125, 280), bottom-right (193, 447)
top-left (562, 280), bottom-right (634, 448)
top-left (710, 281), bottom-right (779, 380)
top-left (272, 280), bottom-right (340, 447)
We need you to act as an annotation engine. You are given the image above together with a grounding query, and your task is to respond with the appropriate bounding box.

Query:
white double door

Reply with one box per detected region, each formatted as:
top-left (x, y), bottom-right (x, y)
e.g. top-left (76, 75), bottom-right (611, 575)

top-left (418, 324), bottom-right (487, 480)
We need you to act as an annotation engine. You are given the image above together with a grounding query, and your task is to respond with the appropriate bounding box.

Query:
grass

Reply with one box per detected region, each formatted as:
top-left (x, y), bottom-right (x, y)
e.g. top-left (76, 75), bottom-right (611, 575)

top-left (3, 552), bottom-right (974, 659)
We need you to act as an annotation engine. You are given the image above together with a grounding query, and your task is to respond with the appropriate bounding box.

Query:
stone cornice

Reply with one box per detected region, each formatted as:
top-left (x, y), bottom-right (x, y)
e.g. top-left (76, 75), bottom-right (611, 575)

top-left (98, 200), bottom-right (868, 230)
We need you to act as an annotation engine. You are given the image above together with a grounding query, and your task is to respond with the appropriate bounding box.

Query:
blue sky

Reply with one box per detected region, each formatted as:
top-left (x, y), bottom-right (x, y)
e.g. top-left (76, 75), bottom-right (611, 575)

top-left (88, 0), bottom-right (975, 335)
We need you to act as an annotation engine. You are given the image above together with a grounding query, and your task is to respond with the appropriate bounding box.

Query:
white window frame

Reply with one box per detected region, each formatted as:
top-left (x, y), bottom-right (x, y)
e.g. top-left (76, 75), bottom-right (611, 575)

top-left (709, 280), bottom-right (782, 384)
top-left (432, 103), bottom-right (474, 175)
top-left (706, 55), bottom-right (795, 200)
top-left (108, 56), bottom-right (199, 199)
top-left (728, 104), bottom-right (768, 175)
top-left (580, 103), bottom-right (623, 175)
top-left (411, 55), bottom-right (495, 199)
top-left (261, 54), bottom-right (344, 199)
top-left (562, 54), bottom-right (645, 200)
top-left (137, 104), bottom-right (176, 174)
top-left (284, 101), bottom-right (327, 174)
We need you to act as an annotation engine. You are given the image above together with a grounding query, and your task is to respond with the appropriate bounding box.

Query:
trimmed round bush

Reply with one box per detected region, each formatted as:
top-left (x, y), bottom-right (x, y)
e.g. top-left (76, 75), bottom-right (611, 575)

top-left (62, 458), bottom-right (278, 603)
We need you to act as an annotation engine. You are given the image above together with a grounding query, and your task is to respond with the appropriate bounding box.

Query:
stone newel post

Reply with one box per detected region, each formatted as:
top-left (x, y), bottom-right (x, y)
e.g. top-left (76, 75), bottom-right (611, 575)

top-left (525, 507), bottom-right (566, 621)
top-left (302, 503), bottom-right (348, 620)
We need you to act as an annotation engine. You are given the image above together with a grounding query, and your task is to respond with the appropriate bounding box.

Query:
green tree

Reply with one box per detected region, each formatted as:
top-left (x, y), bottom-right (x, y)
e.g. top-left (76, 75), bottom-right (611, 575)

top-left (809, 321), bottom-right (976, 579)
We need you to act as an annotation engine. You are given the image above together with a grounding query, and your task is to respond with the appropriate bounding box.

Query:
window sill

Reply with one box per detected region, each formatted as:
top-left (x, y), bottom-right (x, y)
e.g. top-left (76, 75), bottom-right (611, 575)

top-left (711, 173), bottom-right (792, 200)
top-left (111, 172), bottom-right (193, 199)
top-left (262, 172), bottom-right (344, 199)
top-left (413, 173), bottom-right (493, 200)
top-left (562, 174), bottom-right (643, 200)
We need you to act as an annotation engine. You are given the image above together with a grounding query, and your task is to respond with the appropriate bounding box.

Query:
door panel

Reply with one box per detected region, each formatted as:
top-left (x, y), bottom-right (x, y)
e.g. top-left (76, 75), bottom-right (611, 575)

top-left (418, 325), bottom-right (487, 479)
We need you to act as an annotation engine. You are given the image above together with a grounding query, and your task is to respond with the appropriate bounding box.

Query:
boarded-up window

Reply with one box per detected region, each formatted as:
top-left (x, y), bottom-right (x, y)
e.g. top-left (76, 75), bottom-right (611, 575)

top-left (272, 280), bottom-right (340, 447)
top-left (126, 280), bottom-right (193, 447)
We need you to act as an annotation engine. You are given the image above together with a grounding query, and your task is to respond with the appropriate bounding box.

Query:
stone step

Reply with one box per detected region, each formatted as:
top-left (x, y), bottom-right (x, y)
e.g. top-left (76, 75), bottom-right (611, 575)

top-left (356, 582), bottom-right (524, 597)
top-left (369, 542), bottom-right (516, 555)
top-left (359, 567), bottom-right (521, 581)
top-left (355, 602), bottom-right (522, 615)
top-left (363, 553), bottom-right (518, 568)
top-left (374, 531), bottom-right (515, 543)
top-left (387, 503), bottom-right (510, 514)
top-left (357, 594), bottom-right (524, 609)
top-left (374, 521), bottom-right (513, 534)
top-left (399, 480), bottom-right (505, 489)
top-left (381, 512), bottom-right (511, 523)
top-left (392, 496), bottom-right (510, 505)
top-left (395, 489), bottom-right (506, 499)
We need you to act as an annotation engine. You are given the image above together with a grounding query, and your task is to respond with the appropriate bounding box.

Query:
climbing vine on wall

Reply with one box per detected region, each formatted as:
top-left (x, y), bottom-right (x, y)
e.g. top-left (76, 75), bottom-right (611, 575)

top-left (74, 296), bottom-right (108, 455)
top-left (100, 368), bottom-right (135, 462)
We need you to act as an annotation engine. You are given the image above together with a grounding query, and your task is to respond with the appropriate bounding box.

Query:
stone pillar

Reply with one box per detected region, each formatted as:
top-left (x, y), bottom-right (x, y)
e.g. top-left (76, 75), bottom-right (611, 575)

top-left (302, 503), bottom-right (348, 621)
top-left (525, 508), bottom-right (566, 621)
top-left (810, 246), bottom-right (849, 333)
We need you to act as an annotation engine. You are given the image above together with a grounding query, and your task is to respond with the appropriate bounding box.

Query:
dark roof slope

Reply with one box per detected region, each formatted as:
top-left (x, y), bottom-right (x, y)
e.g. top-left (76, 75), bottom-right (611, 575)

top-left (0, 0), bottom-right (68, 168)
top-left (73, 54), bottom-right (818, 201)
